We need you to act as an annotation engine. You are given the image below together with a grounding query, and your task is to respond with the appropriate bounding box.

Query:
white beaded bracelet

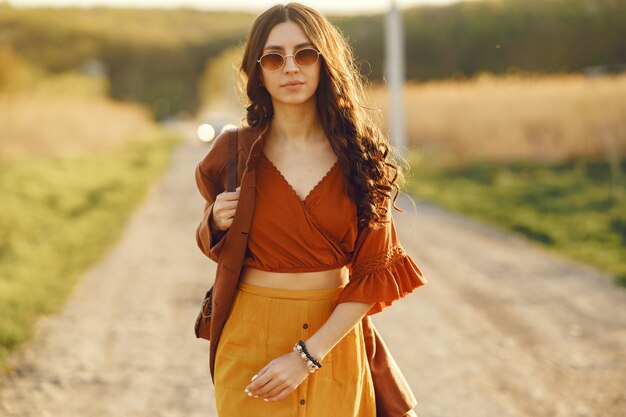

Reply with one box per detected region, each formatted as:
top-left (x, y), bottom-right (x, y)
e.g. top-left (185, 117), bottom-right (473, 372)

top-left (293, 343), bottom-right (320, 373)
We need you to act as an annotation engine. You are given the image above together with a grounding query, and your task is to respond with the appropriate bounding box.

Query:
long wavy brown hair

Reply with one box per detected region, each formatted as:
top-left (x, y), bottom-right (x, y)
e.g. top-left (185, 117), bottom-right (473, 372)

top-left (237, 2), bottom-right (409, 230)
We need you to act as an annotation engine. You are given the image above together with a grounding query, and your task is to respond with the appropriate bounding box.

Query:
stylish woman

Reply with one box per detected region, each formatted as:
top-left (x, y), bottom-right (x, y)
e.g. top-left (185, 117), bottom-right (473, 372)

top-left (194, 3), bottom-right (428, 416)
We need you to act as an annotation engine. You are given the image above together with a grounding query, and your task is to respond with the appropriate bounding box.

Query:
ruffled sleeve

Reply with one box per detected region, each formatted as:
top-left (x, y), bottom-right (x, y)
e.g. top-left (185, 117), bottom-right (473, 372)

top-left (335, 197), bottom-right (428, 316)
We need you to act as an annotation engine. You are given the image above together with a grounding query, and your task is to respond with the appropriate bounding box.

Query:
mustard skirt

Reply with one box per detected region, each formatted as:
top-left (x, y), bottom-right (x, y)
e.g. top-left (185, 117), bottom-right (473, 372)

top-left (214, 281), bottom-right (377, 417)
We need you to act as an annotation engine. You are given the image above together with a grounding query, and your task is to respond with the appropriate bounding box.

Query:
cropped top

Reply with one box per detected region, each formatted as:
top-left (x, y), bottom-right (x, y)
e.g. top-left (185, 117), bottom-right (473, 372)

top-left (242, 151), bottom-right (428, 316)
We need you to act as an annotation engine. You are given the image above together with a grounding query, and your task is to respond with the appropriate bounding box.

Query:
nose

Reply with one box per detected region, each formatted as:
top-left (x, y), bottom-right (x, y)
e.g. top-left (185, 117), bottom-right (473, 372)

top-left (283, 54), bottom-right (299, 74)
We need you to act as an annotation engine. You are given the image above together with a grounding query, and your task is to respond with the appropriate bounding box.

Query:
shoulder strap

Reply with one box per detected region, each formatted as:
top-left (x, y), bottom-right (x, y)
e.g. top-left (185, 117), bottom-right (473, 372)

top-left (227, 128), bottom-right (238, 192)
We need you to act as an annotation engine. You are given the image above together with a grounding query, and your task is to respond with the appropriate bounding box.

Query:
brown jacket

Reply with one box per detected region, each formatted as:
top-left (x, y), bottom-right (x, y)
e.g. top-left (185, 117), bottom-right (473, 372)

top-left (194, 124), bottom-right (418, 417)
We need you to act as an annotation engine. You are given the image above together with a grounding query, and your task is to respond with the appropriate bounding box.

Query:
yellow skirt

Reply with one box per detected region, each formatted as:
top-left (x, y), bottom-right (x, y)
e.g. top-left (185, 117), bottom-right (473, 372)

top-left (214, 281), bottom-right (377, 417)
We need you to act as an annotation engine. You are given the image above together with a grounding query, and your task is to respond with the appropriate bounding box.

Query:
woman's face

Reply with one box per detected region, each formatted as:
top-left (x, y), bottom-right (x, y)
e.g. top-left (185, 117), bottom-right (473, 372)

top-left (259, 20), bottom-right (321, 106)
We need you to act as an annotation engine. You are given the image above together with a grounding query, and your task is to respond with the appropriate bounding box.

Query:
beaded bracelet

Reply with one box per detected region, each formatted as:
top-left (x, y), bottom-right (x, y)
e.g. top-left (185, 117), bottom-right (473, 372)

top-left (293, 340), bottom-right (322, 373)
top-left (297, 340), bottom-right (322, 368)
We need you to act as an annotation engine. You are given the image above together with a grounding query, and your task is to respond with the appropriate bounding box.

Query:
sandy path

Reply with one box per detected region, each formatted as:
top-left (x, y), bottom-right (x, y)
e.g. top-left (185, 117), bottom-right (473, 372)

top-left (1, 123), bottom-right (624, 417)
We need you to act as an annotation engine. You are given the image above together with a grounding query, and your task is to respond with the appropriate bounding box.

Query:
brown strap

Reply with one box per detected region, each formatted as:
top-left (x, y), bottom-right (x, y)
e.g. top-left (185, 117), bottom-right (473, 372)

top-left (227, 129), bottom-right (238, 192)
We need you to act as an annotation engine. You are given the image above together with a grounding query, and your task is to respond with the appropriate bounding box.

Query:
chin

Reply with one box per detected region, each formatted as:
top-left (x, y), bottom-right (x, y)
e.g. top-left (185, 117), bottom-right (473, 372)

top-left (278, 92), bottom-right (316, 105)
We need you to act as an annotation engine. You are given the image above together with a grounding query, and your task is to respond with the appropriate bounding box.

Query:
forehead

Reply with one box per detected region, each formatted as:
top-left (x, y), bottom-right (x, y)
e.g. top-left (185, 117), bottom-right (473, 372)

top-left (264, 21), bottom-right (313, 51)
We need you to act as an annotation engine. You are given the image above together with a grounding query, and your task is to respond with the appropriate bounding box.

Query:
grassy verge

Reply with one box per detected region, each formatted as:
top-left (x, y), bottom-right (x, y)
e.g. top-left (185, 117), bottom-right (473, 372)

top-left (0, 129), bottom-right (182, 369)
top-left (404, 152), bottom-right (626, 287)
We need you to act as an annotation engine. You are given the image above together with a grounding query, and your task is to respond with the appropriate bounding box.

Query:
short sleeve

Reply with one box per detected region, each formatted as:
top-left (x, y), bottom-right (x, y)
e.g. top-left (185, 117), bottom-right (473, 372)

top-left (335, 197), bottom-right (428, 316)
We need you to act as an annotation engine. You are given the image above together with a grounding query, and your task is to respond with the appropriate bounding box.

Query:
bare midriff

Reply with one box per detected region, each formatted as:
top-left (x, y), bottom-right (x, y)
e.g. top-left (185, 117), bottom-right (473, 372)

top-left (240, 265), bottom-right (349, 290)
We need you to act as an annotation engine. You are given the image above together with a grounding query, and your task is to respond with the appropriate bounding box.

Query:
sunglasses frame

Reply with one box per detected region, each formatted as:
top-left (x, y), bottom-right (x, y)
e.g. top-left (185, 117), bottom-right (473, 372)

top-left (257, 48), bottom-right (322, 72)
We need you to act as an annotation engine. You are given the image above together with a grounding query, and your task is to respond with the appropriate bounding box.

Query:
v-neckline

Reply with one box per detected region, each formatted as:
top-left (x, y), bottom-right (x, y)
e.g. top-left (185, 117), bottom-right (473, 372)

top-left (260, 152), bottom-right (339, 205)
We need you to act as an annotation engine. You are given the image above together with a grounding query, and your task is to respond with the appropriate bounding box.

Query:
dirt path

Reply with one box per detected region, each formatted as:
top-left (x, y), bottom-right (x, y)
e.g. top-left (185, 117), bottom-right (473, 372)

top-left (1, 123), bottom-right (624, 417)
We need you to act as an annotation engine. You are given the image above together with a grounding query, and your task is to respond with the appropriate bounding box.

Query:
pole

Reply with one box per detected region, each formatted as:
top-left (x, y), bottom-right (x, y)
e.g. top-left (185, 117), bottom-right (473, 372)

top-left (385, 0), bottom-right (407, 157)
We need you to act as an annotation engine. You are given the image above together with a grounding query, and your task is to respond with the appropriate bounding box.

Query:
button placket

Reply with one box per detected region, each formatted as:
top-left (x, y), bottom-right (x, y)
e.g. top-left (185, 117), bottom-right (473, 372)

top-left (298, 316), bottom-right (309, 412)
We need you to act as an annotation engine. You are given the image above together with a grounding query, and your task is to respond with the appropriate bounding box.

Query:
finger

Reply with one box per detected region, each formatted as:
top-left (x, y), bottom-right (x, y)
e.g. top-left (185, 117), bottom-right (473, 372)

top-left (219, 208), bottom-right (237, 218)
top-left (222, 191), bottom-right (239, 201)
top-left (256, 371), bottom-right (290, 398)
top-left (221, 190), bottom-right (241, 200)
top-left (220, 200), bottom-right (239, 210)
top-left (265, 381), bottom-right (289, 398)
top-left (246, 367), bottom-right (270, 393)
top-left (265, 385), bottom-right (293, 402)
top-left (218, 197), bottom-right (239, 207)
top-left (254, 376), bottom-right (274, 396)
top-left (212, 208), bottom-right (236, 222)
top-left (212, 212), bottom-right (234, 226)
top-left (256, 377), bottom-right (281, 398)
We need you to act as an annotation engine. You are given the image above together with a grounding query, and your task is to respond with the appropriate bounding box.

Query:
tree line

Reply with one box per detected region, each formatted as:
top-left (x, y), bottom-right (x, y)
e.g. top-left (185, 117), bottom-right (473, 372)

top-left (0, 0), bottom-right (623, 118)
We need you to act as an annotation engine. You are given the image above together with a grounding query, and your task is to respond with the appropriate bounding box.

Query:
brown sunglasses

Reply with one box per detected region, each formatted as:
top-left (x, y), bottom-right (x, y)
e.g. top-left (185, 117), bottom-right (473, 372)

top-left (257, 48), bottom-right (322, 72)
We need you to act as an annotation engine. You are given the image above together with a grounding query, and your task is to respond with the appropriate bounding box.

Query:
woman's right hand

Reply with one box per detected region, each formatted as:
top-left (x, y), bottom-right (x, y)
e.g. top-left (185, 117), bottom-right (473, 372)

top-left (209, 186), bottom-right (241, 232)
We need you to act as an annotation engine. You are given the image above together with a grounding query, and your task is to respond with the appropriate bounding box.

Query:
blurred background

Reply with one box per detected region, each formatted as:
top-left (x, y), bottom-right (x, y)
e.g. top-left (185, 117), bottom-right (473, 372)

top-left (0, 0), bottom-right (625, 415)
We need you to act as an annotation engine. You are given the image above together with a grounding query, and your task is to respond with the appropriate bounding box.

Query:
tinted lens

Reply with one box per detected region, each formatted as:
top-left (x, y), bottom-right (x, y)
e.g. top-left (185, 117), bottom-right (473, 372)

top-left (295, 48), bottom-right (319, 66)
top-left (260, 53), bottom-right (284, 71)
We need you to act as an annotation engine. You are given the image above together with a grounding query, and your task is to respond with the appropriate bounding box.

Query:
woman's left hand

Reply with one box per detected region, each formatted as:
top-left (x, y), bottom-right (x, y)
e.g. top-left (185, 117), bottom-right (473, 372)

top-left (245, 350), bottom-right (311, 401)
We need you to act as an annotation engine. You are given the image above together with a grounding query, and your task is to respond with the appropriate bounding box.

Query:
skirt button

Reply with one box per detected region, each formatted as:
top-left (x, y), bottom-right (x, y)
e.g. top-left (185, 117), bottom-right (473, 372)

top-left (302, 323), bottom-right (309, 329)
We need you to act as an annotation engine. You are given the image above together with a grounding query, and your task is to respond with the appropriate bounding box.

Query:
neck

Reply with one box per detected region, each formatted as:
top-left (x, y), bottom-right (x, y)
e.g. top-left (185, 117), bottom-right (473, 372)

top-left (268, 96), bottom-right (323, 143)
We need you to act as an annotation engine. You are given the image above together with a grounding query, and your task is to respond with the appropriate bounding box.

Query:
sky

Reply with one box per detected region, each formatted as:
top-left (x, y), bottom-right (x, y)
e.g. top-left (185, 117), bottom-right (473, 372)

top-left (5, 0), bottom-right (471, 14)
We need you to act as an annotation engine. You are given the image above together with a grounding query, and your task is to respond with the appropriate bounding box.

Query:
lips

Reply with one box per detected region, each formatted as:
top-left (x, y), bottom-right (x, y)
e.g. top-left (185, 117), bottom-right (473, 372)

top-left (282, 81), bottom-right (304, 87)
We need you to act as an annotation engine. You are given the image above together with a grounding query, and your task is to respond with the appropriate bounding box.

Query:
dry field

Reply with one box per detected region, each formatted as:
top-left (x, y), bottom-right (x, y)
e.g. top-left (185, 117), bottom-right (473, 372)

top-left (0, 72), bottom-right (161, 160)
top-left (368, 72), bottom-right (626, 166)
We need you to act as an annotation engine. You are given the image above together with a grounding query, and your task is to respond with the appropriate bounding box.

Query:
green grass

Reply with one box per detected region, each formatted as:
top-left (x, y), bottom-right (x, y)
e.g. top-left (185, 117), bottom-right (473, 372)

top-left (404, 152), bottom-right (626, 287)
top-left (0, 130), bottom-right (182, 369)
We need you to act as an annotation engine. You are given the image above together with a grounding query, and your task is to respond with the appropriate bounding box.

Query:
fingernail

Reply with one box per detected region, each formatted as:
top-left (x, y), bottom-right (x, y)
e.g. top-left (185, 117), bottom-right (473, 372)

top-left (248, 392), bottom-right (253, 397)
top-left (244, 388), bottom-right (249, 393)
top-left (251, 374), bottom-right (258, 382)
top-left (264, 399), bottom-right (269, 402)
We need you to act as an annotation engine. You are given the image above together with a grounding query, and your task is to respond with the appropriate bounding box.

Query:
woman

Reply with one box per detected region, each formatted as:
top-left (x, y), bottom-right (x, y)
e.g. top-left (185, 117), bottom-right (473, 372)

top-left (194, 2), bottom-right (428, 416)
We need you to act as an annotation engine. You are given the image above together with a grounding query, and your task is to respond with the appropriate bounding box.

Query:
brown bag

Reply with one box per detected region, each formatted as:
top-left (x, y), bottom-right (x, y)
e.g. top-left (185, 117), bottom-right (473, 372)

top-left (194, 128), bottom-right (238, 341)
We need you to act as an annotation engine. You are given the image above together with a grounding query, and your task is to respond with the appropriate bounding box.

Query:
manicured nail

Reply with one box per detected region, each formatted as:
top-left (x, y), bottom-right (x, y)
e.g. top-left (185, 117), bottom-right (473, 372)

top-left (251, 374), bottom-right (258, 382)
top-left (264, 399), bottom-right (269, 402)
top-left (244, 388), bottom-right (249, 393)
top-left (248, 392), bottom-right (253, 397)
